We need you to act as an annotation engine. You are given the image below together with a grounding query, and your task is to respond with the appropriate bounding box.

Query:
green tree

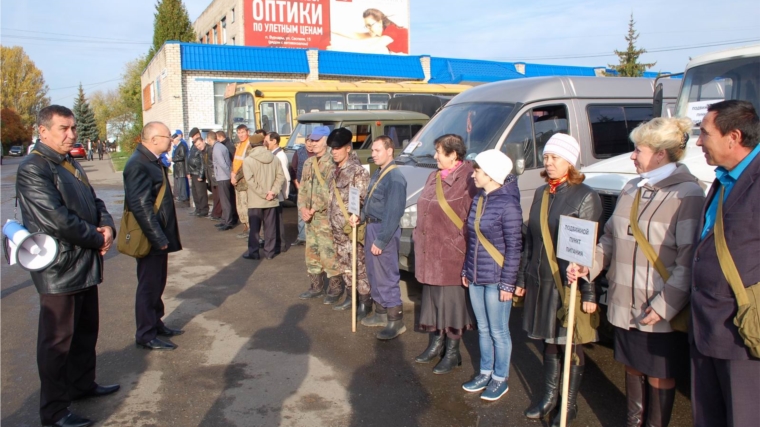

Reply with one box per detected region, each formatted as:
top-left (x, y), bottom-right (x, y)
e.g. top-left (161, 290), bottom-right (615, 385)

top-left (72, 84), bottom-right (98, 143)
top-left (118, 56), bottom-right (148, 152)
top-left (1, 108), bottom-right (33, 154)
top-left (148, 0), bottom-right (196, 62)
top-left (1, 46), bottom-right (51, 128)
top-left (608, 14), bottom-right (656, 77)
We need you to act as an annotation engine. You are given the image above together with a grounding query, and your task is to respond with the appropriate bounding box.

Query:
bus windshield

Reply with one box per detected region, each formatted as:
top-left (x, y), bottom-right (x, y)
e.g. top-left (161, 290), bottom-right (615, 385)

top-left (226, 93), bottom-right (256, 143)
top-left (403, 102), bottom-right (515, 159)
top-left (676, 55), bottom-right (760, 129)
top-left (286, 121), bottom-right (338, 150)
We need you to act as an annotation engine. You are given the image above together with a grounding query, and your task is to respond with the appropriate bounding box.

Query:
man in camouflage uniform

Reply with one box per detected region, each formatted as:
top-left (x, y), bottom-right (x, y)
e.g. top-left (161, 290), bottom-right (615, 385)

top-left (326, 128), bottom-right (372, 319)
top-left (297, 126), bottom-right (342, 301)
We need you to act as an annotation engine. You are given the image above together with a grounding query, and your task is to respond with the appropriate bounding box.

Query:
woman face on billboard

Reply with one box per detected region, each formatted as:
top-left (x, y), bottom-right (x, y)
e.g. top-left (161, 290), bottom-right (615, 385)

top-left (364, 17), bottom-right (384, 37)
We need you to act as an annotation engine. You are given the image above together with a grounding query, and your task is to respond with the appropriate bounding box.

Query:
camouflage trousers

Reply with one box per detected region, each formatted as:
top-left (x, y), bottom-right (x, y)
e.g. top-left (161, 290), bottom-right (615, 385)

top-left (235, 188), bottom-right (248, 225)
top-left (331, 223), bottom-right (371, 297)
top-left (305, 210), bottom-right (341, 279)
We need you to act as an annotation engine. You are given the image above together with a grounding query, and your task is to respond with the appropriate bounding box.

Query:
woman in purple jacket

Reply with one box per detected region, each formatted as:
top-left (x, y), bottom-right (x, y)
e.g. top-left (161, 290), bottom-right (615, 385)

top-left (413, 134), bottom-right (477, 375)
top-left (461, 149), bottom-right (522, 401)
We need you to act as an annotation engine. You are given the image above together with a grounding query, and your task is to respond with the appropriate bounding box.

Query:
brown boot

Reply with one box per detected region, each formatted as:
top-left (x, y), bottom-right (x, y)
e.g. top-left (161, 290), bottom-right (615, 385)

top-left (626, 372), bottom-right (647, 427)
top-left (299, 273), bottom-right (325, 299)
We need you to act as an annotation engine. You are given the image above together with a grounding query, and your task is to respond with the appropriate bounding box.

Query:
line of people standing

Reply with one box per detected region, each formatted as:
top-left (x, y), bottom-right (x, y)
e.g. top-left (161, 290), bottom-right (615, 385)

top-left (291, 109), bottom-right (760, 426)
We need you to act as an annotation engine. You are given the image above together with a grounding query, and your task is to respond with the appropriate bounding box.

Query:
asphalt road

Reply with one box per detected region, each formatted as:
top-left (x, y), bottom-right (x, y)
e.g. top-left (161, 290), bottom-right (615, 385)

top-left (1, 155), bottom-right (694, 426)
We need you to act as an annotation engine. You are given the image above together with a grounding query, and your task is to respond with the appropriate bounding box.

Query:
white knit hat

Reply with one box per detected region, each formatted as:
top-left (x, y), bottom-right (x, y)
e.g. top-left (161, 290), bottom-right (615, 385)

top-left (474, 149), bottom-right (513, 185)
top-left (543, 133), bottom-right (580, 166)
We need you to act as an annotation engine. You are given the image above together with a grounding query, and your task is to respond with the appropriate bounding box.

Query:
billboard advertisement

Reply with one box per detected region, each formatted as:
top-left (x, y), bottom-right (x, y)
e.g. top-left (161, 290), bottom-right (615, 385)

top-left (243, 0), bottom-right (410, 54)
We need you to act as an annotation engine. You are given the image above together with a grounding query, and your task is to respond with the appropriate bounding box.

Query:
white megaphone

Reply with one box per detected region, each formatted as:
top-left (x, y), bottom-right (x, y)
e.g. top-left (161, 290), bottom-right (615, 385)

top-left (2, 220), bottom-right (59, 271)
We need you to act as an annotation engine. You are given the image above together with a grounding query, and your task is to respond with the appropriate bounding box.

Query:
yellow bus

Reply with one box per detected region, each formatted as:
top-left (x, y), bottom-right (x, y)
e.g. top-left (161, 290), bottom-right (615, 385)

top-left (223, 80), bottom-right (471, 145)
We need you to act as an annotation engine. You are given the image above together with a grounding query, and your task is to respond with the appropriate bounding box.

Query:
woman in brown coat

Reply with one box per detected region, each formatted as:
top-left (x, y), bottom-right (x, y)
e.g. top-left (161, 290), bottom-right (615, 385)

top-left (413, 134), bottom-right (477, 374)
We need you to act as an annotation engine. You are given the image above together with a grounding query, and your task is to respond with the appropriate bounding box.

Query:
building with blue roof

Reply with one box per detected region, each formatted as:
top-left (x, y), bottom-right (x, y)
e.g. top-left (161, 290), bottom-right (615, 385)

top-left (141, 41), bottom-right (668, 134)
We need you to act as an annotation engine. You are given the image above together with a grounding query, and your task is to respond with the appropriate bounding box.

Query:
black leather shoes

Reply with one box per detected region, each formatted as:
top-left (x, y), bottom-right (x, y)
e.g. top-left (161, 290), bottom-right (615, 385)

top-left (218, 225), bottom-right (236, 231)
top-left (157, 325), bottom-right (184, 337)
top-left (214, 223), bottom-right (226, 228)
top-left (45, 412), bottom-right (93, 427)
top-left (242, 252), bottom-right (260, 260)
top-left (136, 338), bottom-right (176, 350)
top-left (75, 384), bottom-right (120, 400)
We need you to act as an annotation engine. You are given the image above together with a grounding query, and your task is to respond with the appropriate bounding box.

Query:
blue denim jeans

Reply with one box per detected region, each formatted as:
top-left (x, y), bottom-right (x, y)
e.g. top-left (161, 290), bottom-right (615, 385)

top-left (297, 216), bottom-right (306, 241)
top-left (469, 283), bottom-right (513, 381)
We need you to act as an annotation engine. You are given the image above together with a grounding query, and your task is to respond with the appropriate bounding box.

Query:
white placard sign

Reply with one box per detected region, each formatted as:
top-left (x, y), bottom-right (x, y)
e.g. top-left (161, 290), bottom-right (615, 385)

top-left (556, 216), bottom-right (598, 268)
top-left (686, 100), bottom-right (722, 125)
top-left (348, 186), bottom-right (361, 216)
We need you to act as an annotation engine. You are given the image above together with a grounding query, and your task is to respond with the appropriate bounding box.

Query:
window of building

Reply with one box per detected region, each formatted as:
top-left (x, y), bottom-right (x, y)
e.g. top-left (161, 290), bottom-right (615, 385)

top-left (587, 104), bottom-right (653, 158)
top-left (206, 32), bottom-right (211, 44)
top-left (347, 93), bottom-right (390, 110)
top-left (384, 124), bottom-right (423, 148)
top-left (295, 93), bottom-right (345, 114)
top-left (259, 102), bottom-right (293, 135)
top-left (501, 104), bottom-right (569, 170)
top-left (231, 8), bottom-right (235, 23)
top-left (222, 18), bottom-right (227, 44)
top-left (213, 82), bottom-right (227, 125)
top-left (142, 84), bottom-right (152, 111)
top-left (213, 27), bottom-right (218, 44)
top-left (155, 78), bottom-right (161, 103)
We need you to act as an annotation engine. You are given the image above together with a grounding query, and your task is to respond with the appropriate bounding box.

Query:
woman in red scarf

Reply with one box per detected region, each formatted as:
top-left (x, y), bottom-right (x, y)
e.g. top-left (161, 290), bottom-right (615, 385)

top-left (515, 133), bottom-right (602, 426)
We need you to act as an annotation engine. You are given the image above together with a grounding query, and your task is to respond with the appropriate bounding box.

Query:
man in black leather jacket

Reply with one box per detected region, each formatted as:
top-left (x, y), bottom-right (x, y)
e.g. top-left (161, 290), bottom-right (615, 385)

top-left (171, 130), bottom-right (189, 207)
top-left (16, 105), bottom-right (119, 427)
top-left (186, 128), bottom-right (208, 217)
top-left (123, 121), bottom-right (184, 351)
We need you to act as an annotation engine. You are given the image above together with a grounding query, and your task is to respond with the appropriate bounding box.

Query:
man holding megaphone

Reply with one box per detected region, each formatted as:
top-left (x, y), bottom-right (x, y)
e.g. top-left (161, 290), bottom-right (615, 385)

top-left (16, 105), bottom-right (119, 427)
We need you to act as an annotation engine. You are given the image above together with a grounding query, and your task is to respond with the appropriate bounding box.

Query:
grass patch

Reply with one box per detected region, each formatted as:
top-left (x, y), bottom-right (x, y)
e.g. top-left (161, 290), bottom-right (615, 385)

top-left (110, 151), bottom-right (131, 172)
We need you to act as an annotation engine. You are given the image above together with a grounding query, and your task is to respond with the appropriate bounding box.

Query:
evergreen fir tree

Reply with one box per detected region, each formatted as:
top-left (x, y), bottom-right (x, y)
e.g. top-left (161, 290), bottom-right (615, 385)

top-left (73, 84), bottom-right (98, 143)
top-left (608, 14), bottom-right (656, 77)
top-left (148, 0), bottom-right (196, 62)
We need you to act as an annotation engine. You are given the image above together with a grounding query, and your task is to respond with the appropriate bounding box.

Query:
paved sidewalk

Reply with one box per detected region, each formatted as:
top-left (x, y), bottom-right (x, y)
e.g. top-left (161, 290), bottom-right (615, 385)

top-left (77, 154), bottom-right (123, 186)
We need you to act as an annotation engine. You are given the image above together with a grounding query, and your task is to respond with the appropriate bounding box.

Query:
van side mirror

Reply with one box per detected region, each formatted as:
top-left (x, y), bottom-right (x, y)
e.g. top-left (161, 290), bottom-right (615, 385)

top-left (502, 142), bottom-right (525, 175)
top-left (652, 82), bottom-right (664, 118)
top-left (402, 139), bottom-right (410, 148)
top-left (367, 156), bottom-right (375, 164)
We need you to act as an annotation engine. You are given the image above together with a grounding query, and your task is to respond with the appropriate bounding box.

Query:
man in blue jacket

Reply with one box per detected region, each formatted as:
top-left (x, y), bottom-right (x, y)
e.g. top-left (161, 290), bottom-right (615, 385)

top-left (358, 136), bottom-right (408, 340)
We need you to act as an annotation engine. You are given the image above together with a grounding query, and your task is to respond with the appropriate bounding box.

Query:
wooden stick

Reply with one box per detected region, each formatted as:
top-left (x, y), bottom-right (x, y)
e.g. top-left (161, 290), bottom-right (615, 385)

top-left (351, 223), bottom-right (357, 333)
top-left (560, 262), bottom-right (579, 427)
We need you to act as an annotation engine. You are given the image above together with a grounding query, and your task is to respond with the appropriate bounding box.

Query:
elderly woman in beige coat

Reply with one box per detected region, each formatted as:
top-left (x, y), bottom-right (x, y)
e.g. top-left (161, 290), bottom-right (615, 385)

top-left (568, 117), bottom-right (705, 427)
top-left (242, 138), bottom-right (285, 260)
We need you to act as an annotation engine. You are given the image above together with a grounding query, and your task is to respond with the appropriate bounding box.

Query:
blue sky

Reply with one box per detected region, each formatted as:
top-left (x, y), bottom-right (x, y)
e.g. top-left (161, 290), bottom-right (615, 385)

top-left (2, 0), bottom-right (759, 106)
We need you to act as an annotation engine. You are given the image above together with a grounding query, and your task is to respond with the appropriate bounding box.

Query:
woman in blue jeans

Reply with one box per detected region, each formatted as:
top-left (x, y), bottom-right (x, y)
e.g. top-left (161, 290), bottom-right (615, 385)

top-left (461, 149), bottom-right (523, 401)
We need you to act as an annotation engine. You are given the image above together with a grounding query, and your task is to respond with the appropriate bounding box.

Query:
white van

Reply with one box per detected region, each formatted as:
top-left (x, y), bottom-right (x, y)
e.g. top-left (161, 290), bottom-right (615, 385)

top-left (583, 44), bottom-right (760, 225)
top-left (396, 76), bottom-right (679, 271)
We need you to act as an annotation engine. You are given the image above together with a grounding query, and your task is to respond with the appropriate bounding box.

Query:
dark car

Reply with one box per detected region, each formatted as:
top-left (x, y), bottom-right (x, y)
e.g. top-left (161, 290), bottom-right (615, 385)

top-left (9, 146), bottom-right (23, 156)
top-left (69, 143), bottom-right (86, 159)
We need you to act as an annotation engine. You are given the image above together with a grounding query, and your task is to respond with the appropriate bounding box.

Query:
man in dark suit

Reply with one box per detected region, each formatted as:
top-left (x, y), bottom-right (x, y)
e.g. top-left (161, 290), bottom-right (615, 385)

top-left (123, 122), bottom-right (184, 351)
top-left (16, 105), bottom-right (119, 427)
top-left (691, 100), bottom-right (760, 427)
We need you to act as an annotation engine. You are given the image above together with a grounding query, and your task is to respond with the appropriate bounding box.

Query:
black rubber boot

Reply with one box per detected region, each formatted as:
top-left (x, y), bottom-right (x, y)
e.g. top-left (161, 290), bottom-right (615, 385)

top-left (645, 386), bottom-right (675, 427)
top-left (377, 305), bottom-right (406, 340)
top-left (361, 302), bottom-right (387, 327)
top-left (299, 273), bottom-right (325, 299)
top-left (432, 338), bottom-right (462, 374)
top-left (323, 276), bottom-right (344, 305)
top-left (551, 364), bottom-right (584, 427)
top-left (355, 297), bottom-right (373, 321)
top-left (626, 372), bottom-right (647, 427)
top-left (525, 353), bottom-right (561, 419)
top-left (333, 295), bottom-right (352, 311)
top-left (414, 333), bottom-right (444, 364)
